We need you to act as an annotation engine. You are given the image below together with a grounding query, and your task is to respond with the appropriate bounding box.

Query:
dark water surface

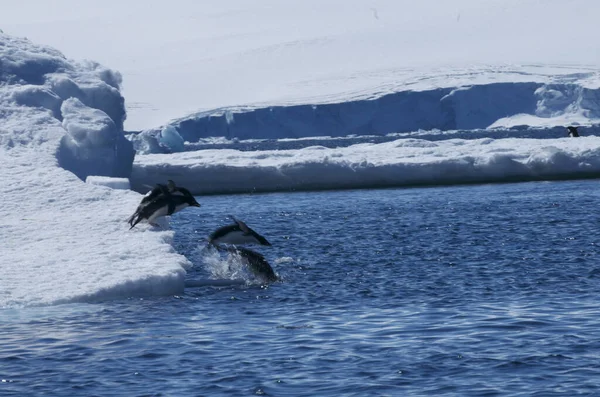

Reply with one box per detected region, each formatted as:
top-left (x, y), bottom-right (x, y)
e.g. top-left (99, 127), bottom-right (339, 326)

top-left (3, 180), bottom-right (600, 396)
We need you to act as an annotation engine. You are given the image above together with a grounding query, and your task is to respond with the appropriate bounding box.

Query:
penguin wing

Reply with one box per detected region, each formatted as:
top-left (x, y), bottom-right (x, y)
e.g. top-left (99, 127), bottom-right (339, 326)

top-left (229, 215), bottom-right (251, 234)
top-left (208, 224), bottom-right (240, 241)
top-left (141, 184), bottom-right (170, 205)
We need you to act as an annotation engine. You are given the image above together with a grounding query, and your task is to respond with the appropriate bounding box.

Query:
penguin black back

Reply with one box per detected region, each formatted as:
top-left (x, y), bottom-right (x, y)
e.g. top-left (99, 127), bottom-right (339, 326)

top-left (208, 216), bottom-right (271, 246)
top-left (129, 182), bottom-right (200, 229)
top-left (221, 246), bottom-right (277, 282)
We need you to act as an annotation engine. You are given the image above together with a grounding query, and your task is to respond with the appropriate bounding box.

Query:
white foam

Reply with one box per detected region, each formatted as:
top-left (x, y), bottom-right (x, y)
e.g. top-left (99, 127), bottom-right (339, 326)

top-left (198, 246), bottom-right (272, 285)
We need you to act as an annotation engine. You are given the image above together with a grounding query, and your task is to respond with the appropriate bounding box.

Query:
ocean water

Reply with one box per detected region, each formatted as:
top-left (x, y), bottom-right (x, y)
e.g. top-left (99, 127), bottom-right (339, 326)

top-left (3, 180), bottom-right (600, 396)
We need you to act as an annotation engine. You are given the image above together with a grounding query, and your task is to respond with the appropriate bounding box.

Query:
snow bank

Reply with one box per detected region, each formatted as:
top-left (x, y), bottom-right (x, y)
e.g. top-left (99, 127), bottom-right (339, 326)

top-left (131, 136), bottom-right (600, 195)
top-left (129, 72), bottom-right (600, 152)
top-left (0, 32), bottom-right (188, 308)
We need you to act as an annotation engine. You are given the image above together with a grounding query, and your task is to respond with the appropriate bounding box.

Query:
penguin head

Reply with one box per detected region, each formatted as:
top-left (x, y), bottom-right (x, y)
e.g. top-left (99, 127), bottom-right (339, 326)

top-left (178, 187), bottom-right (201, 207)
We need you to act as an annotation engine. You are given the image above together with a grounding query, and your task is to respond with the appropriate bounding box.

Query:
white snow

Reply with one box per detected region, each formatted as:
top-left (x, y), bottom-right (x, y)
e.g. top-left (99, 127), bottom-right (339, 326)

top-left (131, 136), bottom-right (600, 194)
top-left (128, 70), bottom-right (600, 150)
top-left (2, 0), bottom-right (600, 131)
top-left (0, 32), bottom-right (190, 308)
top-left (1, 1), bottom-right (600, 307)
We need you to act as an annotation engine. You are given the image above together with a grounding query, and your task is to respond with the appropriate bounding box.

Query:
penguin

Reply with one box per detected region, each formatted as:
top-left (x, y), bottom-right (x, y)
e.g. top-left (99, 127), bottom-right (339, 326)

top-left (127, 180), bottom-right (177, 227)
top-left (208, 216), bottom-right (271, 246)
top-left (567, 126), bottom-right (580, 137)
top-left (216, 245), bottom-right (277, 282)
top-left (129, 184), bottom-right (200, 229)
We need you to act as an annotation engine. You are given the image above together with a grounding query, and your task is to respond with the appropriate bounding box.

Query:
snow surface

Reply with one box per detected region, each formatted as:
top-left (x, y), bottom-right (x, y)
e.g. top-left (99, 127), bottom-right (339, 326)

top-left (0, 32), bottom-right (190, 308)
top-left (2, 0), bottom-right (600, 131)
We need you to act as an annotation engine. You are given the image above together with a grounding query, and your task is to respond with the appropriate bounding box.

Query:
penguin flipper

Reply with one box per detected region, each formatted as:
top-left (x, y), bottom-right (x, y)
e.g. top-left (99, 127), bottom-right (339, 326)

top-left (229, 215), bottom-right (250, 234)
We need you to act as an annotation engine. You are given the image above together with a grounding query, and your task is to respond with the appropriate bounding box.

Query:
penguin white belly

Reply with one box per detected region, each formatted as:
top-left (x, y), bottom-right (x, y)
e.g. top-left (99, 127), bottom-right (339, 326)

top-left (172, 203), bottom-right (190, 214)
top-left (147, 206), bottom-right (169, 223)
top-left (147, 202), bottom-right (190, 223)
top-left (212, 230), bottom-right (260, 245)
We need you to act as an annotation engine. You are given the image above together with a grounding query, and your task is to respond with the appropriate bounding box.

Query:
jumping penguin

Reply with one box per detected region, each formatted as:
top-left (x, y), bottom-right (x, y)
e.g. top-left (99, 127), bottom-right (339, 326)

top-left (128, 180), bottom-right (177, 227)
top-left (129, 181), bottom-right (200, 229)
top-left (208, 216), bottom-right (272, 246)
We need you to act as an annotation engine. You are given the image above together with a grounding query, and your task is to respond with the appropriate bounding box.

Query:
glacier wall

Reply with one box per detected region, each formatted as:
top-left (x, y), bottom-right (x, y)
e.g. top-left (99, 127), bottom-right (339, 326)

top-left (131, 80), bottom-right (600, 154)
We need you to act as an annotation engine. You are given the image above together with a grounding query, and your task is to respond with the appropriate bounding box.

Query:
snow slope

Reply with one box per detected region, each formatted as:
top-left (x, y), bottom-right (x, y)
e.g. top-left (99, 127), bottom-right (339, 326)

top-left (0, 32), bottom-right (190, 308)
top-left (2, 0), bottom-right (600, 131)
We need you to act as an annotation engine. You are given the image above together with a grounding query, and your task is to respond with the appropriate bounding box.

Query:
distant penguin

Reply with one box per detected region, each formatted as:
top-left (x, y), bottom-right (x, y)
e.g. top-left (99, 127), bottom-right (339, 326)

top-left (567, 126), bottom-right (580, 137)
top-left (218, 245), bottom-right (278, 282)
top-left (129, 184), bottom-right (200, 229)
top-left (208, 216), bottom-right (271, 246)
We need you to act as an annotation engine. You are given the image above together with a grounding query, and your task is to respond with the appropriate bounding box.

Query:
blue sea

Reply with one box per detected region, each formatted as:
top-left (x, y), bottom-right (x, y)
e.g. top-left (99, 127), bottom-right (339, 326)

top-left (3, 180), bottom-right (600, 396)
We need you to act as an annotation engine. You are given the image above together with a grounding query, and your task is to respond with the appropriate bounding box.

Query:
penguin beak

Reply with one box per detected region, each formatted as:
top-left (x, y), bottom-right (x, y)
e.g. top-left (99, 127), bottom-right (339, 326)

top-left (193, 202), bottom-right (201, 207)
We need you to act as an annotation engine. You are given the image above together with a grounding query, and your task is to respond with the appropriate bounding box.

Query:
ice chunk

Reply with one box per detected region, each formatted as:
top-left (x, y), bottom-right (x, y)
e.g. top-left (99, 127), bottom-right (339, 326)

top-left (57, 97), bottom-right (134, 180)
top-left (86, 175), bottom-right (131, 190)
top-left (158, 125), bottom-right (185, 152)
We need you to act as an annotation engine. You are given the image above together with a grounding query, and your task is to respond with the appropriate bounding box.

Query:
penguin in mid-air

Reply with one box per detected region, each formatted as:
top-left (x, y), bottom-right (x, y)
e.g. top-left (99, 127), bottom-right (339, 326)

top-left (128, 180), bottom-right (177, 227)
top-left (208, 216), bottom-right (271, 246)
top-left (215, 244), bottom-right (278, 282)
top-left (129, 181), bottom-right (200, 229)
top-left (567, 126), bottom-right (580, 137)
